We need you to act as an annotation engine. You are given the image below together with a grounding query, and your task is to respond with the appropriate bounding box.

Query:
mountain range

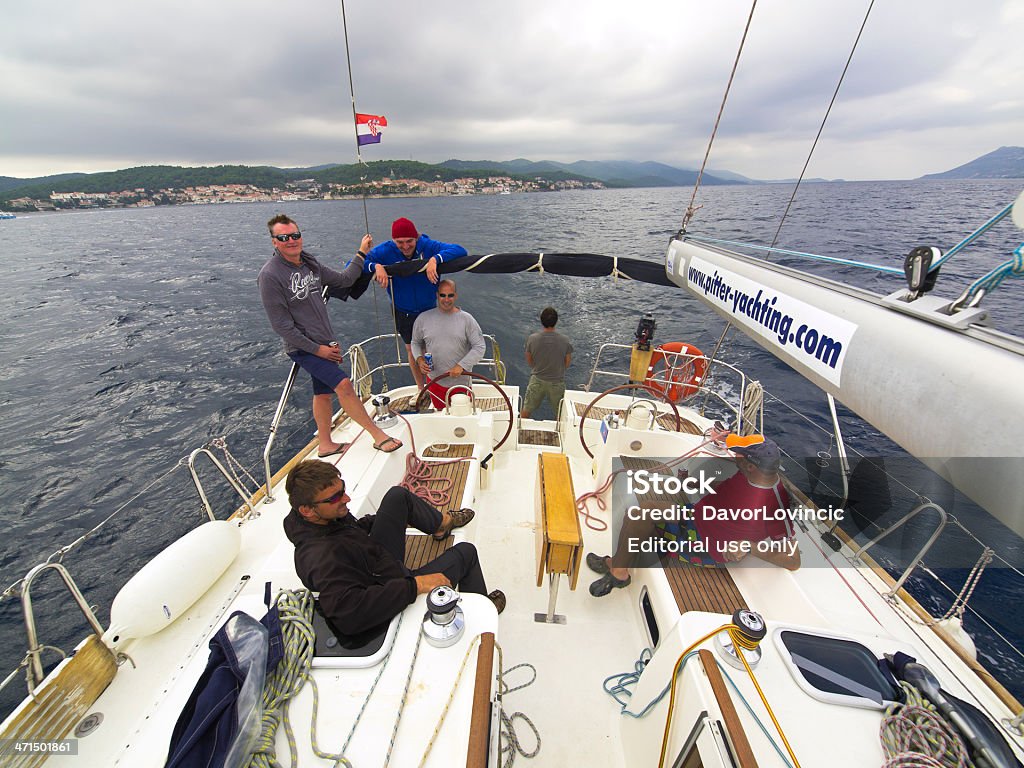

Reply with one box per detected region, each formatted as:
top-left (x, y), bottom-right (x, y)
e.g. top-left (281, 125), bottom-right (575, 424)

top-left (919, 146), bottom-right (1024, 180)
top-left (1, 148), bottom-right (1020, 204)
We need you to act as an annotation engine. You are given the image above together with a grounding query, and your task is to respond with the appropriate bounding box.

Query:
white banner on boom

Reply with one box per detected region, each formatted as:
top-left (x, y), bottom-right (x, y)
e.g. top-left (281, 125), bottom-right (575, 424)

top-left (685, 255), bottom-right (857, 386)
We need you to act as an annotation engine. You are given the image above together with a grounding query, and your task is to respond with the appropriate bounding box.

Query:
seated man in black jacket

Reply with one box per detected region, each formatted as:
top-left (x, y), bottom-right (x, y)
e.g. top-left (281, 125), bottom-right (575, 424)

top-left (283, 460), bottom-right (505, 639)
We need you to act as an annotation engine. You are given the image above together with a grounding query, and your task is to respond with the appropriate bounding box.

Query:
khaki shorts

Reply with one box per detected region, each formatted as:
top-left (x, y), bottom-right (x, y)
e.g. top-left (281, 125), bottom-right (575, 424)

top-left (521, 375), bottom-right (565, 417)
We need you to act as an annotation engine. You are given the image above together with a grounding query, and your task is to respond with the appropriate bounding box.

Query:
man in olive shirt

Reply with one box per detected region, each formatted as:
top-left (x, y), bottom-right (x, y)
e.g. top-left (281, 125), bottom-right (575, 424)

top-left (521, 306), bottom-right (573, 419)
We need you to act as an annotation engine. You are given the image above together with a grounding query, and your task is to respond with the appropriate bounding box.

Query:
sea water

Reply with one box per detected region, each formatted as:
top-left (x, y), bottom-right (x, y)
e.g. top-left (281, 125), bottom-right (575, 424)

top-left (0, 180), bottom-right (1021, 715)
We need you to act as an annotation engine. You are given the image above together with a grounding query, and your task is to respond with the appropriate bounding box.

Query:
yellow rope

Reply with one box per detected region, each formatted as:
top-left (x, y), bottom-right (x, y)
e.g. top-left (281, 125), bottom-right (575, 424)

top-left (656, 622), bottom-right (802, 768)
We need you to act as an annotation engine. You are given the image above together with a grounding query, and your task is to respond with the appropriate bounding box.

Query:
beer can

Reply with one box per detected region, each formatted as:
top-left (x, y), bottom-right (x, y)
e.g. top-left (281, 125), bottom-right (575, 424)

top-left (424, 353), bottom-right (433, 371)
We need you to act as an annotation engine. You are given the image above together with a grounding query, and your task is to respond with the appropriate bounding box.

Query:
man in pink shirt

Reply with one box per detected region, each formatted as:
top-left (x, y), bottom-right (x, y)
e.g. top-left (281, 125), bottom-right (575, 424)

top-left (588, 435), bottom-right (801, 597)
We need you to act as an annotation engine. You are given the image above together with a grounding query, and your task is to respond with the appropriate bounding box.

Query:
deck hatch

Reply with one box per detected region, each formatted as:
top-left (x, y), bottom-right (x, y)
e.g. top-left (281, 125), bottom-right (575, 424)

top-left (775, 629), bottom-right (900, 709)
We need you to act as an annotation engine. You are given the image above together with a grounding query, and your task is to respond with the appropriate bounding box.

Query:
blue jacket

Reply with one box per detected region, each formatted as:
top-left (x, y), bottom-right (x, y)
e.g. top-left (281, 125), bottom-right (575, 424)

top-left (364, 235), bottom-right (467, 314)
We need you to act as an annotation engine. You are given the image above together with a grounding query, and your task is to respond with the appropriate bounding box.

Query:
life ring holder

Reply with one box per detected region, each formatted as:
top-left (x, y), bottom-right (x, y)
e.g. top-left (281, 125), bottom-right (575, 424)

top-left (644, 342), bottom-right (708, 402)
top-left (416, 371), bottom-right (514, 464)
top-left (578, 383), bottom-right (682, 459)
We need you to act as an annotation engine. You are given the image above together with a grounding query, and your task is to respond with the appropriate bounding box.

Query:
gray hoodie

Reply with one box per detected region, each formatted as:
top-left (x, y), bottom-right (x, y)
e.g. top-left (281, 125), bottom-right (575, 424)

top-left (257, 249), bottom-right (364, 354)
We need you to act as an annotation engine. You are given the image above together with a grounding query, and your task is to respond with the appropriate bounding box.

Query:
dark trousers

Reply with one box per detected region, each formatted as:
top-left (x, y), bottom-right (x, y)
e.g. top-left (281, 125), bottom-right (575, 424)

top-left (370, 486), bottom-right (487, 595)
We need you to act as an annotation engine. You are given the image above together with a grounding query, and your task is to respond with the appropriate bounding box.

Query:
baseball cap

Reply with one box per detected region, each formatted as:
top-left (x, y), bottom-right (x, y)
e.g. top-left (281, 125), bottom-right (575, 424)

top-left (726, 434), bottom-right (782, 472)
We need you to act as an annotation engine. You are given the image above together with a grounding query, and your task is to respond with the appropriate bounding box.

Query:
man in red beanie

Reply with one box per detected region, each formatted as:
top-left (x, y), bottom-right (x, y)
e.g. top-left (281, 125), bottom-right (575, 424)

top-left (362, 218), bottom-right (467, 388)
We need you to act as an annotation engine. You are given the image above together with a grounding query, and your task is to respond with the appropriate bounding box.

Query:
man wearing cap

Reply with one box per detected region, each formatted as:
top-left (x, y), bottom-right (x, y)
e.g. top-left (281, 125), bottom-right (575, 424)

top-left (588, 435), bottom-right (800, 597)
top-left (363, 218), bottom-right (467, 388)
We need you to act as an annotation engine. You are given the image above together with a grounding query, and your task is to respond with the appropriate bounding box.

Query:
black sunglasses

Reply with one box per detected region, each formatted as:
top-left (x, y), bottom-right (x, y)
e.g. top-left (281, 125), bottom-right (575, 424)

top-left (273, 232), bottom-right (302, 242)
top-left (438, 292), bottom-right (456, 298)
top-left (314, 486), bottom-right (346, 505)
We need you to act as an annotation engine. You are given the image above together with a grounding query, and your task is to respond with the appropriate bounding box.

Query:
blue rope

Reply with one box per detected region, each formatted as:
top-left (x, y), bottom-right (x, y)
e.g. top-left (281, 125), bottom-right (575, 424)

top-left (930, 202), bottom-right (1015, 270)
top-left (689, 199), bottom-right (1016, 282)
top-left (962, 243), bottom-right (1024, 299)
top-left (684, 234), bottom-right (904, 275)
top-left (601, 647), bottom-right (795, 767)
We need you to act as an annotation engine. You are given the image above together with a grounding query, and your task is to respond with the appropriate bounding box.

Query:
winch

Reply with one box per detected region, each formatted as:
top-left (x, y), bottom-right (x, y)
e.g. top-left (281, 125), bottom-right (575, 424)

top-left (371, 394), bottom-right (398, 429)
top-left (421, 585), bottom-right (465, 648)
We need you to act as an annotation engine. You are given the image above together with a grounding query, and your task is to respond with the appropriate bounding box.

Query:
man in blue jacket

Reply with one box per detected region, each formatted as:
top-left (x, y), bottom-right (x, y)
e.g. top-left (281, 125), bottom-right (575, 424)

top-left (364, 217), bottom-right (467, 388)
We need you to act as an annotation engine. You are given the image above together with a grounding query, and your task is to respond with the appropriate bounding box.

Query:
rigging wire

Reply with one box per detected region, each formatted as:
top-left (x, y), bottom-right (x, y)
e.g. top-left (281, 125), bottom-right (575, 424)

top-left (339, 0), bottom-right (395, 387)
top-left (680, 0), bottom-right (758, 233)
top-left (767, 0), bottom-right (877, 256)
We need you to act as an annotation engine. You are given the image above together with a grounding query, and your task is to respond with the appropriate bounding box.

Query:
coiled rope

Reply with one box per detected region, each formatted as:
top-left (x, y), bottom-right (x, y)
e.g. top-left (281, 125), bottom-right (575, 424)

top-left (391, 414), bottom-right (468, 508)
top-left (495, 643), bottom-right (541, 767)
top-left (347, 342), bottom-right (372, 399)
top-left (880, 682), bottom-right (971, 767)
top-left (740, 379), bottom-right (763, 436)
top-left (247, 589), bottom-right (321, 768)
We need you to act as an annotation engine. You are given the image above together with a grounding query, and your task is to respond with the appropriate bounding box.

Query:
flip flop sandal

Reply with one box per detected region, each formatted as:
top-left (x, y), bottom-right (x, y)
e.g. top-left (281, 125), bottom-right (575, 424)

top-left (373, 436), bottom-right (403, 453)
top-left (317, 443), bottom-right (349, 458)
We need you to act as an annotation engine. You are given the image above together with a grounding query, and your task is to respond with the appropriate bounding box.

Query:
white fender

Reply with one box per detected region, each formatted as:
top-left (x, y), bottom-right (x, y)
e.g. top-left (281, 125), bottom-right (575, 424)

top-left (103, 520), bottom-right (241, 647)
top-left (936, 616), bottom-right (978, 661)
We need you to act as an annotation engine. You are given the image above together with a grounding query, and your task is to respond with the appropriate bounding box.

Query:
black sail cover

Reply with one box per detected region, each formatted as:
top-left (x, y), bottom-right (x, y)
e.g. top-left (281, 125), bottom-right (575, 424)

top-left (327, 252), bottom-right (673, 301)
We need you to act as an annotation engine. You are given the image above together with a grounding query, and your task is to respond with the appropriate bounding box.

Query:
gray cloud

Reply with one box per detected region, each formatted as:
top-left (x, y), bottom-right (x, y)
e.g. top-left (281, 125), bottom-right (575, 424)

top-left (1, 0), bottom-right (1020, 180)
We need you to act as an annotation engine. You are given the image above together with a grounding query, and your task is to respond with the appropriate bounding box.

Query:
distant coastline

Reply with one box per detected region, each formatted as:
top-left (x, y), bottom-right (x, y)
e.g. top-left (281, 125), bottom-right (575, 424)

top-left (2, 147), bottom-right (1020, 212)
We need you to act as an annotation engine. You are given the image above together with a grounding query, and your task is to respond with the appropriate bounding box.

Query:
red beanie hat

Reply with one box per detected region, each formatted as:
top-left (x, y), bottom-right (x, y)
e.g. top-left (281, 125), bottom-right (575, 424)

top-left (391, 217), bottom-right (418, 239)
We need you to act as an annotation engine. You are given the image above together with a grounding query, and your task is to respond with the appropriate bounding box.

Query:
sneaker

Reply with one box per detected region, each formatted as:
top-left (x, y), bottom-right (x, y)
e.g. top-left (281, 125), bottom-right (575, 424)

top-left (433, 508), bottom-right (476, 540)
top-left (589, 572), bottom-right (631, 597)
top-left (586, 553), bottom-right (611, 575)
top-left (487, 589), bottom-right (507, 614)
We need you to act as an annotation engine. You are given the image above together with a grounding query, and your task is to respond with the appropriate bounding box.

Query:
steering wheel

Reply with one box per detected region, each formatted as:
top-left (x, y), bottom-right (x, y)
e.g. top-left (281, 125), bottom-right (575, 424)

top-left (578, 383), bottom-right (682, 459)
top-left (417, 370), bottom-right (515, 461)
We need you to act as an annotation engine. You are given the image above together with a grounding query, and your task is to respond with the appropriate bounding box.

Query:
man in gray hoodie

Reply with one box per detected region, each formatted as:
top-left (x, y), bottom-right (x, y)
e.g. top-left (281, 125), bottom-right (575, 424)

top-left (258, 214), bottom-right (402, 456)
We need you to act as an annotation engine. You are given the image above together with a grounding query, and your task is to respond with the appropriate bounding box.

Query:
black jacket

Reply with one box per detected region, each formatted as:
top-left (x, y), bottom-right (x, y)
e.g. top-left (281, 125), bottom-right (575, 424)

top-left (283, 509), bottom-right (417, 635)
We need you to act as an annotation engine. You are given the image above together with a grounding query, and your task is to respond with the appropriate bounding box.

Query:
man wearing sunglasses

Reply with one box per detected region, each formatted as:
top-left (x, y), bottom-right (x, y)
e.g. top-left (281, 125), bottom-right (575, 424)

top-left (284, 460), bottom-right (504, 639)
top-left (410, 279), bottom-right (485, 409)
top-left (258, 214), bottom-right (402, 456)
top-left (362, 217), bottom-right (467, 389)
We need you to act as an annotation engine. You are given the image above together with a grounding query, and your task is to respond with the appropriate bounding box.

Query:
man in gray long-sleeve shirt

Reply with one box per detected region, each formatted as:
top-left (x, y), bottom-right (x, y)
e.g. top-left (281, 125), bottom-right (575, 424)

top-left (257, 214), bottom-right (402, 456)
top-left (410, 279), bottom-right (485, 408)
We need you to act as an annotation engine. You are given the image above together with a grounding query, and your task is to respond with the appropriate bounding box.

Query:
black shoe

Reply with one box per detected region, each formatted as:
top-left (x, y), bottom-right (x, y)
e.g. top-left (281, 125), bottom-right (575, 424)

top-left (589, 572), bottom-right (631, 597)
top-left (488, 589), bottom-right (506, 614)
top-left (586, 552), bottom-right (611, 575)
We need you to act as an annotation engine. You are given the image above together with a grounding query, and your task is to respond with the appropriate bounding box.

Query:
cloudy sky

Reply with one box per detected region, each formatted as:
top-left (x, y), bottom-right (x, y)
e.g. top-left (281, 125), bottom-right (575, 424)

top-left (2, 0), bottom-right (1020, 181)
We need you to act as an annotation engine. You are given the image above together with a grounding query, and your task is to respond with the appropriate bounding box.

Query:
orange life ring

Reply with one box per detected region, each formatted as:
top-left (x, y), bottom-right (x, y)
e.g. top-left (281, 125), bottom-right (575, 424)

top-left (644, 342), bottom-right (708, 402)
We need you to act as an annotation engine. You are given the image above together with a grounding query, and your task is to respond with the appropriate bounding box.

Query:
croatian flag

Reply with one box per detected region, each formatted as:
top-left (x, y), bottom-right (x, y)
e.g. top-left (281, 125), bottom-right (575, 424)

top-left (356, 113), bottom-right (387, 146)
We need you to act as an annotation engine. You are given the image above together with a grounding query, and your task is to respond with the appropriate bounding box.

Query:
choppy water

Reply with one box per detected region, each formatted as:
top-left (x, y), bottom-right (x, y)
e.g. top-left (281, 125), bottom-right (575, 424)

top-left (1, 180), bottom-right (1021, 714)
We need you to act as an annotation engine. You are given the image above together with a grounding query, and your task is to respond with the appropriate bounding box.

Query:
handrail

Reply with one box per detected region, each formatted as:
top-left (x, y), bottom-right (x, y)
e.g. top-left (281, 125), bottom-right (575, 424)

top-left (262, 362), bottom-right (301, 503)
top-left (20, 563), bottom-right (106, 689)
top-left (850, 500), bottom-right (949, 596)
top-left (188, 448), bottom-right (256, 521)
